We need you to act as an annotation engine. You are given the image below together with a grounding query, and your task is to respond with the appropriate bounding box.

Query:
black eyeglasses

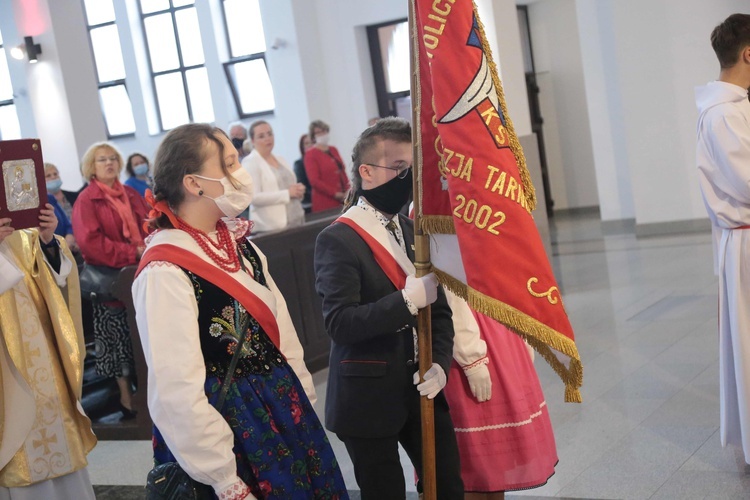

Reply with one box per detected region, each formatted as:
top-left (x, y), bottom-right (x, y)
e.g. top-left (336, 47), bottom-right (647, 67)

top-left (364, 161), bottom-right (412, 179)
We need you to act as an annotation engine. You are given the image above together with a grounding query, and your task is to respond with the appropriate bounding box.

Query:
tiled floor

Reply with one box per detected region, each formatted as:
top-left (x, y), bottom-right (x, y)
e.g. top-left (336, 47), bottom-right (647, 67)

top-left (88, 213), bottom-right (750, 499)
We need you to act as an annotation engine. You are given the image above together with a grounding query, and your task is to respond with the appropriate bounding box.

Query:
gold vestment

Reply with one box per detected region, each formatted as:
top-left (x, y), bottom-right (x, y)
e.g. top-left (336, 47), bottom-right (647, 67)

top-left (0, 229), bottom-right (96, 487)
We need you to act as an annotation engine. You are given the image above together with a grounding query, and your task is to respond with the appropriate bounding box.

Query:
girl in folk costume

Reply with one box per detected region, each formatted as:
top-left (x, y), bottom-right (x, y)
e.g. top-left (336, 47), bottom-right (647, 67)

top-left (443, 290), bottom-right (557, 499)
top-left (132, 124), bottom-right (347, 500)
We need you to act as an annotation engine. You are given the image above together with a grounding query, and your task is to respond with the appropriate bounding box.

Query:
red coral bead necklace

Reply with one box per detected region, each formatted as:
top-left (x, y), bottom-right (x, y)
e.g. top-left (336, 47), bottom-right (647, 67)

top-left (176, 218), bottom-right (241, 273)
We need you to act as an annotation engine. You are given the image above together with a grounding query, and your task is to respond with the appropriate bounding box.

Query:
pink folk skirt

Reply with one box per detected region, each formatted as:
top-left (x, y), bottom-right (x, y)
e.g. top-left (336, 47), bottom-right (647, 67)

top-left (444, 312), bottom-right (558, 492)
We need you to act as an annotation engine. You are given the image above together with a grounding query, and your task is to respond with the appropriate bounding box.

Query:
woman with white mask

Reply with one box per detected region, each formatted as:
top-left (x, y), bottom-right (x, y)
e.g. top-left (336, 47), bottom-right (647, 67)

top-left (304, 119), bottom-right (350, 213)
top-left (241, 120), bottom-right (305, 232)
top-left (132, 124), bottom-right (347, 500)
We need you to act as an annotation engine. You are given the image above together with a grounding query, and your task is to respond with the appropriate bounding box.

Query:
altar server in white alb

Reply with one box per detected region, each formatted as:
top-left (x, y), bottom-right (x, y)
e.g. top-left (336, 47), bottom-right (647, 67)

top-left (695, 13), bottom-right (750, 463)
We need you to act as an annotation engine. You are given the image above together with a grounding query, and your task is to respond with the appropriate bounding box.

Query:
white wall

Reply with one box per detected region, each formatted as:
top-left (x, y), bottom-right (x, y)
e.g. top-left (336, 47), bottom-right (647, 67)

top-left (605, 0), bottom-right (716, 225)
top-left (575, 0), bottom-right (634, 221)
top-left (481, 0), bottom-right (532, 137)
top-left (296, 0), bottom-right (405, 168)
top-left (526, 0), bottom-right (747, 225)
top-left (528, 0), bottom-right (599, 211)
top-left (574, 0), bottom-right (746, 226)
top-left (5, 0), bottom-right (104, 190)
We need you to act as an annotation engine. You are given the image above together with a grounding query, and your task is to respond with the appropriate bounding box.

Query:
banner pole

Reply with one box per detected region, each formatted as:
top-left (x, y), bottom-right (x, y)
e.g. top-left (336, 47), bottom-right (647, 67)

top-left (409, 1), bottom-right (437, 499)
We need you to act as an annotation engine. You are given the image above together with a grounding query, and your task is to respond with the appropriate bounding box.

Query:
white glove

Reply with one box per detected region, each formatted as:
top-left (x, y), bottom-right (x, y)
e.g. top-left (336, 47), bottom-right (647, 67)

top-left (413, 363), bottom-right (447, 399)
top-left (403, 273), bottom-right (438, 309)
top-left (464, 362), bottom-right (492, 402)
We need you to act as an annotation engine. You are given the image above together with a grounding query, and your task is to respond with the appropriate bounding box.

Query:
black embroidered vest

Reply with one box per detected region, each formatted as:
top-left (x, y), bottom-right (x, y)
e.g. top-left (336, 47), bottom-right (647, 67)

top-left (181, 240), bottom-right (284, 378)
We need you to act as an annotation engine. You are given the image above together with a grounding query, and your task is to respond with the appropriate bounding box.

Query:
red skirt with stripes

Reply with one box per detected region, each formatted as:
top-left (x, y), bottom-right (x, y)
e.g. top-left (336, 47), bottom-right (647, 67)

top-left (444, 312), bottom-right (558, 492)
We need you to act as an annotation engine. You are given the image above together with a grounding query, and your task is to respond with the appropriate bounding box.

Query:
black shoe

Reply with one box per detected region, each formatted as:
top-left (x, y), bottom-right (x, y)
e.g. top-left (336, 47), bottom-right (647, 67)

top-left (119, 402), bottom-right (137, 420)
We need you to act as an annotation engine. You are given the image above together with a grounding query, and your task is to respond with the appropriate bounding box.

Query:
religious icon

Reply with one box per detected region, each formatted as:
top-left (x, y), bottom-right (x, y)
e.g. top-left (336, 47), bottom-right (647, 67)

top-left (3, 159), bottom-right (39, 212)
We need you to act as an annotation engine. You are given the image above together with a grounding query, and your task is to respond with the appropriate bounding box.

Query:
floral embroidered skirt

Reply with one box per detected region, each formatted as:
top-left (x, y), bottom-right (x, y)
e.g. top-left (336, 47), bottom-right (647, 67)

top-left (443, 312), bottom-right (558, 492)
top-left (153, 363), bottom-right (348, 499)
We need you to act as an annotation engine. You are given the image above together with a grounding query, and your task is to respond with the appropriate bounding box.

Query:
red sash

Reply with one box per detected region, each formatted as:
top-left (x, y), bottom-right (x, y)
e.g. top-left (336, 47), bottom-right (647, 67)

top-left (136, 244), bottom-right (281, 350)
top-left (335, 217), bottom-right (407, 289)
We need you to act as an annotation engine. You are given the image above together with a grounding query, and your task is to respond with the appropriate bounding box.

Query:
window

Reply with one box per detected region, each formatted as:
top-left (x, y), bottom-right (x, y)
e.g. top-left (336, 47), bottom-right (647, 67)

top-left (139, 0), bottom-right (215, 131)
top-left (82, 0), bottom-right (136, 137)
top-left (0, 30), bottom-right (22, 140)
top-left (221, 0), bottom-right (275, 117)
top-left (366, 19), bottom-right (411, 119)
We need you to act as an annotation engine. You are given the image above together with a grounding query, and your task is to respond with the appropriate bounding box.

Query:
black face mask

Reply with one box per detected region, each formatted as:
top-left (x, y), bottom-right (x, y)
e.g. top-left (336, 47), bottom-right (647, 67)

top-left (231, 137), bottom-right (244, 151)
top-left (359, 169), bottom-right (413, 214)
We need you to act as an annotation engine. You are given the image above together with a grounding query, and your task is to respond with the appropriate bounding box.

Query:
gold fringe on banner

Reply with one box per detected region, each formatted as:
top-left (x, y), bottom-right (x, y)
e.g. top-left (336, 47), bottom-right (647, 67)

top-left (420, 215), bottom-right (456, 235)
top-left (471, 3), bottom-right (536, 213)
top-left (433, 267), bottom-right (583, 403)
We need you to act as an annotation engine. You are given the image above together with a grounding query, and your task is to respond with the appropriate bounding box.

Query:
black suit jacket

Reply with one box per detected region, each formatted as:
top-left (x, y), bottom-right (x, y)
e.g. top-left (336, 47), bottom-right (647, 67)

top-left (314, 214), bottom-right (454, 438)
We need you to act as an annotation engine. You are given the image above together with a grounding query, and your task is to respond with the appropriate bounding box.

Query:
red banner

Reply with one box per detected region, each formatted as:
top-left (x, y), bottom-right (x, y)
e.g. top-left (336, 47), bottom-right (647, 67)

top-left (411, 0), bottom-right (582, 401)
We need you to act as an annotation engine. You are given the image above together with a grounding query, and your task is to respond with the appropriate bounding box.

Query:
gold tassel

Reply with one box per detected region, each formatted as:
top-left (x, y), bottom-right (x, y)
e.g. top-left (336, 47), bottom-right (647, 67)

top-left (433, 266), bottom-right (583, 402)
top-left (565, 386), bottom-right (583, 403)
top-left (432, 268), bottom-right (469, 301)
top-left (419, 216), bottom-right (455, 235)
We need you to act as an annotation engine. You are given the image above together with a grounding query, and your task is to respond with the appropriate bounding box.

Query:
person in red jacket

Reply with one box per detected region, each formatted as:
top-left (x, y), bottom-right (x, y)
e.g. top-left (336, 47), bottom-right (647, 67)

top-left (304, 120), bottom-right (350, 212)
top-left (72, 142), bottom-right (149, 420)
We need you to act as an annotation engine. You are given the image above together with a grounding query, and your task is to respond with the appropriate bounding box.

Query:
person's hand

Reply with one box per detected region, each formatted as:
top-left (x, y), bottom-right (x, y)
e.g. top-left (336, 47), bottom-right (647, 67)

top-left (403, 273), bottom-right (438, 309)
top-left (65, 234), bottom-right (79, 252)
top-left (136, 245), bottom-right (146, 260)
top-left (38, 203), bottom-right (58, 245)
top-left (0, 218), bottom-right (14, 245)
top-left (334, 191), bottom-right (346, 202)
top-left (288, 183), bottom-right (306, 199)
top-left (464, 362), bottom-right (492, 402)
top-left (413, 363), bottom-right (447, 399)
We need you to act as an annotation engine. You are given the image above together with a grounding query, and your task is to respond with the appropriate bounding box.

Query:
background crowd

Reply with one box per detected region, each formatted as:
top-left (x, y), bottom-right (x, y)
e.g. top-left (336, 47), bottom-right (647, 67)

top-left (36, 118), bottom-right (358, 424)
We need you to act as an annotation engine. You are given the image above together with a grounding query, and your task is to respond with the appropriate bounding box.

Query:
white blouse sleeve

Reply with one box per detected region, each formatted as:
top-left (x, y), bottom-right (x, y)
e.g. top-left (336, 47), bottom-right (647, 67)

top-left (243, 155), bottom-right (291, 208)
top-left (249, 242), bottom-right (317, 405)
top-left (444, 287), bottom-right (488, 368)
top-left (45, 237), bottom-right (73, 287)
top-left (132, 264), bottom-right (242, 496)
top-left (711, 110), bottom-right (750, 203)
top-left (0, 249), bottom-right (23, 294)
top-left (0, 236), bottom-right (73, 290)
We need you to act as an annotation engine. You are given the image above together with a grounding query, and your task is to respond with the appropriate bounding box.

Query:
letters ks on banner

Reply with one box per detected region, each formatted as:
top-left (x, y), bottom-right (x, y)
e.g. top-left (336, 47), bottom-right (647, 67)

top-left (411, 0), bottom-right (582, 402)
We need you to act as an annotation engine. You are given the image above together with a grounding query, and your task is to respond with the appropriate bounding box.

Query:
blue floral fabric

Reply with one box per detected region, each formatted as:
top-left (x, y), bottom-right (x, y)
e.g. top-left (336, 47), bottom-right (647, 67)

top-left (153, 363), bottom-right (347, 499)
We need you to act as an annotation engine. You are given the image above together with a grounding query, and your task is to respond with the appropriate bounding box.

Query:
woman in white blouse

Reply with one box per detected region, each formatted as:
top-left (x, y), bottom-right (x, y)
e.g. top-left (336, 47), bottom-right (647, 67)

top-left (242, 121), bottom-right (305, 232)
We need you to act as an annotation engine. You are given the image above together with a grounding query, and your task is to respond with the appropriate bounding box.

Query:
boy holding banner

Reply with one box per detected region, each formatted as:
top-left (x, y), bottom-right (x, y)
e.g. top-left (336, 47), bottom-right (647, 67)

top-left (314, 117), bottom-right (464, 499)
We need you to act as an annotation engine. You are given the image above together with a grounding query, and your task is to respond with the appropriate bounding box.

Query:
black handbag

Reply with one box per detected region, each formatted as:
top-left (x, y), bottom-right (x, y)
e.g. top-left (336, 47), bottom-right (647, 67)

top-left (79, 264), bottom-right (120, 302)
top-left (145, 297), bottom-right (250, 500)
top-left (145, 464), bottom-right (213, 500)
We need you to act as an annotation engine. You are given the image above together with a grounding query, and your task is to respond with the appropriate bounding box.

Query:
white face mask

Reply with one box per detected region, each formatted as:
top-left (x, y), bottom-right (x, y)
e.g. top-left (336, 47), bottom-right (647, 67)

top-left (315, 133), bottom-right (330, 146)
top-left (194, 168), bottom-right (254, 218)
